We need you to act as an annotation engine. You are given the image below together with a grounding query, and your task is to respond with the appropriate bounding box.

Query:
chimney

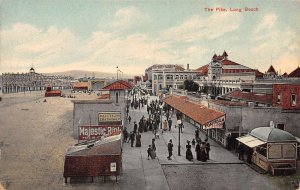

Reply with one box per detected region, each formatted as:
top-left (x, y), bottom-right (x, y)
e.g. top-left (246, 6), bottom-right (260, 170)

top-left (187, 64), bottom-right (190, 71)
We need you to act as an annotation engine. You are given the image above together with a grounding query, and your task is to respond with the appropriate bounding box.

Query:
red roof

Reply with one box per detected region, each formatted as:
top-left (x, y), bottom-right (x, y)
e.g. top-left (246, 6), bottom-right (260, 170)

top-left (45, 90), bottom-right (61, 97)
top-left (103, 80), bottom-right (132, 91)
top-left (163, 95), bottom-right (225, 125)
top-left (255, 70), bottom-right (264, 78)
top-left (222, 59), bottom-right (239, 66)
top-left (267, 65), bottom-right (276, 73)
top-left (196, 64), bottom-right (208, 75)
top-left (288, 67), bottom-right (300, 78)
top-left (224, 90), bottom-right (273, 104)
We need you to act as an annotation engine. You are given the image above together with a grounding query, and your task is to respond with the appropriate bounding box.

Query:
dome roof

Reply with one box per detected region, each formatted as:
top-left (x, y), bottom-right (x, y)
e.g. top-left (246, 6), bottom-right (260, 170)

top-left (250, 127), bottom-right (296, 143)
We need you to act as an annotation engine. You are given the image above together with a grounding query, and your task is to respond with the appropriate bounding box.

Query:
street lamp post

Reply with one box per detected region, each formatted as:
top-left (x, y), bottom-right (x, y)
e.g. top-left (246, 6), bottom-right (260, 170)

top-left (159, 104), bottom-right (163, 129)
top-left (177, 119), bottom-right (181, 156)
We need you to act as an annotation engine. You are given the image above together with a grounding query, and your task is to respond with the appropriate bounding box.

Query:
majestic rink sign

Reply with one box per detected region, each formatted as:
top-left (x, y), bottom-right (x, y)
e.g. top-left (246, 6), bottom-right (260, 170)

top-left (203, 115), bottom-right (226, 129)
top-left (98, 111), bottom-right (122, 125)
top-left (79, 125), bottom-right (123, 141)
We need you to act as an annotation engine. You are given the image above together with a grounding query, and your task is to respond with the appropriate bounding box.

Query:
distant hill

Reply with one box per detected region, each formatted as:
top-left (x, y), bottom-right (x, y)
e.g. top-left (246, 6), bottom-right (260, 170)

top-left (44, 70), bottom-right (134, 79)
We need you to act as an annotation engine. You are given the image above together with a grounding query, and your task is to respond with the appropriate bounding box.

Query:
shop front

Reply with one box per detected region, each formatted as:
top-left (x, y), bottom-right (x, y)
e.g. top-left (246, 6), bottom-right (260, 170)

top-left (163, 95), bottom-right (226, 145)
top-left (237, 127), bottom-right (297, 175)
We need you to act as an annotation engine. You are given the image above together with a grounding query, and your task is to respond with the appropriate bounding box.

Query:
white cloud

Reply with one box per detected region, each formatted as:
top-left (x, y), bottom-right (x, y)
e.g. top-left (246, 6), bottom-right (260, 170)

top-left (80, 33), bottom-right (173, 74)
top-left (251, 24), bottom-right (300, 74)
top-left (254, 13), bottom-right (277, 33)
top-left (185, 46), bottom-right (209, 57)
top-left (252, 27), bottom-right (299, 54)
top-left (1, 23), bottom-right (78, 72)
top-left (274, 52), bottom-right (299, 74)
top-left (161, 13), bottom-right (241, 42)
top-left (111, 6), bottom-right (150, 31)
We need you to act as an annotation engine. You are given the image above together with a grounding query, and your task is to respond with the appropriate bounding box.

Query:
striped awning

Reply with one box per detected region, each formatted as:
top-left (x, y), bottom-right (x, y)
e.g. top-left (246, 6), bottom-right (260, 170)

top-left (236, 135), bottom-right (266, 148)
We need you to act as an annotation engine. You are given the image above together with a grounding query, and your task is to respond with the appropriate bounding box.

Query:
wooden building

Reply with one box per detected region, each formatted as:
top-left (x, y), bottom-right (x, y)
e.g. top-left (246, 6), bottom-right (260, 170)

top-left (63, 134), bottom-right (122, 183)
top-left (237, 127), bottom-right (297, 175)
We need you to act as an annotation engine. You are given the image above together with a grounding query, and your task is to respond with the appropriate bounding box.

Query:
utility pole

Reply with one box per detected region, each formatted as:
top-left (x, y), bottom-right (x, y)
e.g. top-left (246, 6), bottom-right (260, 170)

top-left (116, 66), bottom-right (119, 80)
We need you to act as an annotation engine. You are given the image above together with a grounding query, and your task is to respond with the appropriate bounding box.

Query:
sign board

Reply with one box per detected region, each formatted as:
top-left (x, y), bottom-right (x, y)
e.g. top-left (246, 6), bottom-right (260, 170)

top-left (98, 112), bottom-right (122, 125)
top-left (110, 162), bottom-right (117, 172)
top-left (203, 115), bottom-right (225, 129)
top-left (79, 125), bottom-right (123, 141)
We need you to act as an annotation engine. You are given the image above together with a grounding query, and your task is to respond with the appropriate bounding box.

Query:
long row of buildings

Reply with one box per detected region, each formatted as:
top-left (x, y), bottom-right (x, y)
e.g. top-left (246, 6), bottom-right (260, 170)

top-left (141, 51), bottom-right (300, 96)
top-left (1, 67), bottom-right (75, 94)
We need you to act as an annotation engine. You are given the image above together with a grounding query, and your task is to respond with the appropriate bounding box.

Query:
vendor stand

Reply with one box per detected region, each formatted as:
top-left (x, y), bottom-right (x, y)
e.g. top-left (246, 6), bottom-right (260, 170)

top-left (237, 127), bottom-right (297, 175)
top-left (63, 134), bottom-right (122, 183)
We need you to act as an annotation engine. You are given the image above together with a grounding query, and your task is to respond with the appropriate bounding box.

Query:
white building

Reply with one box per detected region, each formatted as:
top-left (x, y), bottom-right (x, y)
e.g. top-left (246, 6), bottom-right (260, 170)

top-left (145, 64), bottom-right (199, 95)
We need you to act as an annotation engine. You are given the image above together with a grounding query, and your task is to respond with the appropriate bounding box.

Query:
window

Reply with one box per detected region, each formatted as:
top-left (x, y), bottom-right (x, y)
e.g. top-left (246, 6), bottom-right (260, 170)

top-left (277, 124), bottom-right (285, 130)
top-left (277, 93), bottom-right (281, 104)
top-left (291, 94), bottom-right (296, 106)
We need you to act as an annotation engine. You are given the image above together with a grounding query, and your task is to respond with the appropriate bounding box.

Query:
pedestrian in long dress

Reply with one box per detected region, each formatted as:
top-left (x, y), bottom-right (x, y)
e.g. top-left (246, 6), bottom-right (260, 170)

top-left (186, 141), bottom-right (193, 161)
top-left (195, 142), bottom-right (201, 161)
top-left (152, 138), bottom-right (156, 152)
top-left (163, 120), bottom-right (168, 131)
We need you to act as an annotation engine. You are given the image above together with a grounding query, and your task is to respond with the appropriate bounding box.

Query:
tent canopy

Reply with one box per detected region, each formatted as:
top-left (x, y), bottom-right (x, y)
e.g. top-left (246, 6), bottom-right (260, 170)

top-left (237, 135), bottom-right (266, 148)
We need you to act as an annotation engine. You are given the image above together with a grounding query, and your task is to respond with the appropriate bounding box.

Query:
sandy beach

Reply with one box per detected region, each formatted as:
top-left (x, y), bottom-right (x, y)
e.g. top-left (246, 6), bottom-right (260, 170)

top-left (0, 91), bottom-right (75, 189)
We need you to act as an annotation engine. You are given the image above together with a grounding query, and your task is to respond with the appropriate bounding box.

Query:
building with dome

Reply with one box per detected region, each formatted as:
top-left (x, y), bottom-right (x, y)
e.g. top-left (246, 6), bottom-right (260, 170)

top-left (237, 127), bottom-right (297, 175)
top-left (1, 67), bottom-right (74, 94)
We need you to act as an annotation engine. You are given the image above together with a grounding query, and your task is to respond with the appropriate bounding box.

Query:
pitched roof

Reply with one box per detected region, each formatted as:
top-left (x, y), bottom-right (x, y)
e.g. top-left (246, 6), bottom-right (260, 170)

top-left (175, 65), bottom-right (185, 71)
top-left (103, 80), bottom-right (132, 91)
top-left (196, 64), bottom-right (208, 75)
top-left (288, 67), bottom-right (300, 78)
top-left (224, 90), bottom-right (273, 104)
top-left (222, 59), bottom-right (239, 66)
top-left (66, 134), bottom-right (122, 156)
top-left (267, 65), bottom-right (276, 73)
top-left (163, 95), bottom-right (225, 125)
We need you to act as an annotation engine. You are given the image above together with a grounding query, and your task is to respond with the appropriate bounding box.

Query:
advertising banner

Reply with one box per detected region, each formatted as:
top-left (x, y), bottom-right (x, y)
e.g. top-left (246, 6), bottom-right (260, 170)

top-left (203, 115), bottom-right (225, 129)
top-left (79, 125), bottom-right (123, 141)
top-left (98, 112), bottom-right (122, 125)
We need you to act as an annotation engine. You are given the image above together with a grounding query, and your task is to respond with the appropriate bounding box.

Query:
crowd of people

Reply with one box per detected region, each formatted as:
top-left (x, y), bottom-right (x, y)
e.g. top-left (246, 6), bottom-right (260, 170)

top-left (123, 91), bottom-right (212, 162)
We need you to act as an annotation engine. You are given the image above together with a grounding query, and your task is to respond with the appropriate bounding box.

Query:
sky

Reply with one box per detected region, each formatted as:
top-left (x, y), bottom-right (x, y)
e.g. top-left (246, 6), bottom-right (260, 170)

top-left (0, 0), bottom-right (300, 75)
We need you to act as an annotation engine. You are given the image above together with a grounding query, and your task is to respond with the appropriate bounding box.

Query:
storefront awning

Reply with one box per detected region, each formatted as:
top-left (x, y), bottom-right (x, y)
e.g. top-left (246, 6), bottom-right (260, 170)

top-left (237, 135), bottom-right (266, 148)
